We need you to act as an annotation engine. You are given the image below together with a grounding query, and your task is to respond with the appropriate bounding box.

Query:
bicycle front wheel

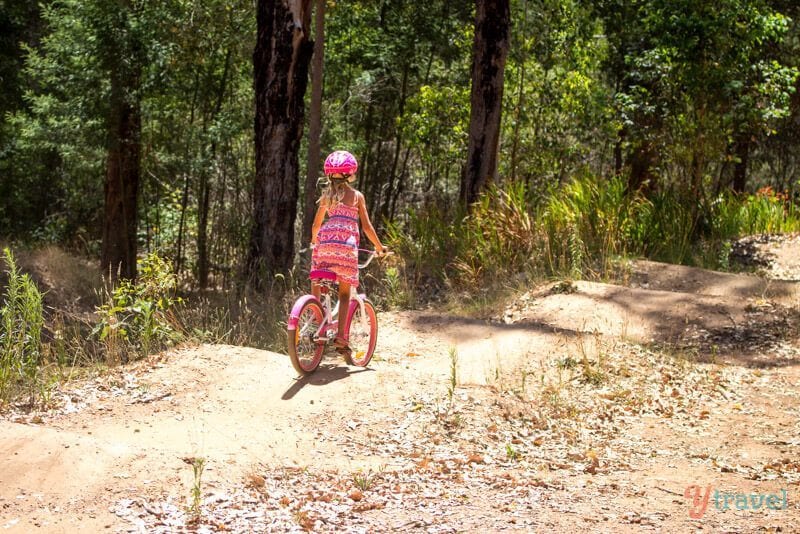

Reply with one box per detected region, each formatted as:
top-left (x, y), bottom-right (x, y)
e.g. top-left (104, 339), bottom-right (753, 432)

top-left (288, 299), bottom-right (325, 374)
top-left (345, 298), bottom-right (377, 367)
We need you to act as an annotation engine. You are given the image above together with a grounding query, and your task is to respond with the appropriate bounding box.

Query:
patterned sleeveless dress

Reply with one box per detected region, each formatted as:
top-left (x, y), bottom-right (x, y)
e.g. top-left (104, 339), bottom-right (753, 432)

top-left (310, 202), bottom-right (360, 287)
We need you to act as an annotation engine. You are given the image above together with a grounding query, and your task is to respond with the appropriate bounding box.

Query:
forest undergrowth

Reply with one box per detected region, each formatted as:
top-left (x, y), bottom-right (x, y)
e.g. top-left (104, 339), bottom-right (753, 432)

top-left (1, 176), bottom-right (799, 410)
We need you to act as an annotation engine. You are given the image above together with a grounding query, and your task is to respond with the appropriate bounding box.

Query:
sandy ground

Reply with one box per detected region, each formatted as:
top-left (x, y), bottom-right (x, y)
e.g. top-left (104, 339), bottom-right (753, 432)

top-left (1, 252), bottom-right (799, 533)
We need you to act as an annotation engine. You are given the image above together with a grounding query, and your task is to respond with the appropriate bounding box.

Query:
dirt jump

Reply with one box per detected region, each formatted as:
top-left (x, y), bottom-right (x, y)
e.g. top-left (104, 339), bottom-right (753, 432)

top-left (2, 237), bottom-right (799, 532)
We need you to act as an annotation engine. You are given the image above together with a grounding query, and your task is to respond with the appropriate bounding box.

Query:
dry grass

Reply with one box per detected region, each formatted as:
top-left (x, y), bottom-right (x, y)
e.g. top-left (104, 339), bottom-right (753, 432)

top-left (12, 245), bottom-right (101, 311)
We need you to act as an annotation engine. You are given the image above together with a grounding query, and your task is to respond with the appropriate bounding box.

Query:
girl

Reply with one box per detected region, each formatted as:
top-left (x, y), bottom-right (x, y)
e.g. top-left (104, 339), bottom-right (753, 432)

top-left (310, 150), bottom-right (387, 353)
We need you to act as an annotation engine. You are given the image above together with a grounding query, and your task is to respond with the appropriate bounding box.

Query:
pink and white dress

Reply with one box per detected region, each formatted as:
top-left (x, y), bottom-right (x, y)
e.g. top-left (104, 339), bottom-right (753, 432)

top-left (310, 202), bottom-right (360, 287)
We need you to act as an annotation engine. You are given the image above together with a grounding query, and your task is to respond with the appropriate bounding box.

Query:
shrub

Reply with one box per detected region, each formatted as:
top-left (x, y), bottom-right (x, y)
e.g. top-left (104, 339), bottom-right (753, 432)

top-left (387, 176), bottom-right (800, 299)
top-left (0, 247), bottom-right (45, 405)
top-left (94, 252), bottom-right (183, 363)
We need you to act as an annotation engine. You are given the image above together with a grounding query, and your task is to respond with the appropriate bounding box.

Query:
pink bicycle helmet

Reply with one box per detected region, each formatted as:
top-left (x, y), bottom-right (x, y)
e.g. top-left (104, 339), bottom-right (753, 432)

top-left (324, 150), bottom-right (358, 180)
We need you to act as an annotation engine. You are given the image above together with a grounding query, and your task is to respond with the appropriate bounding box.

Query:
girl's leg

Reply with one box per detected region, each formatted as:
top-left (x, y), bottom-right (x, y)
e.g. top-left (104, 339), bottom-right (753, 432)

top-left (336, 281), bottom-right (351, 342)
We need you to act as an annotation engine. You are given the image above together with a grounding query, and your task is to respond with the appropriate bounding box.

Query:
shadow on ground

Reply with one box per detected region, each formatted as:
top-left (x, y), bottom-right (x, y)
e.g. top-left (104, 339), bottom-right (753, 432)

top-left (281, 362), bottom-right (372, 400)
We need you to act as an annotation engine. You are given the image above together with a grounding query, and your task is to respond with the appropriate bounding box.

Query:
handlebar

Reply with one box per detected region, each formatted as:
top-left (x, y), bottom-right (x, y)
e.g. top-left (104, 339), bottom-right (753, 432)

top-left (357, 248), bottom-right (393, 269)
top-left (300, 246), bottom-right (392, 269)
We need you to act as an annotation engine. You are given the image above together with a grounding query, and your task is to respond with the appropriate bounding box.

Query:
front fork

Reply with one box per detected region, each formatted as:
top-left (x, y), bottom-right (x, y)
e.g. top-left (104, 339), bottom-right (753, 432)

top-left (349, 288), bottom-right (369, 331)
top-left (330, 288), bottom-right (368, 334)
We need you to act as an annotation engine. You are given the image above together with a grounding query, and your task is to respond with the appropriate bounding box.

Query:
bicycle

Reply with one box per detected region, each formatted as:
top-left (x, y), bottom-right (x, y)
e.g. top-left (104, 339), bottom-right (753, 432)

top-left (287, 249), bottom-right (387, 375)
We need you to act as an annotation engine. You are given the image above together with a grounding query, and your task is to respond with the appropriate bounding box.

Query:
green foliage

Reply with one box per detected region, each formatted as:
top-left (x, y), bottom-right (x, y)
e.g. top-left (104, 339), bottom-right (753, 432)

top-left (455, 182), bottom-right (538, 285)
top-left (711, 187), bottom-right (800, 237)
top-left (187, 456), bottom-right (206, 519)
top-left (387, 181), bottom-right (538, 291)
top-left (323, 0), bottom-right (474, 214)
top-left (2, 0), bottom-right (800, 299)
top-left (389, 176), bottom-right (800, 294)
top-left (543, 175), bottom-right (635, 273)
top-left (385, 205), bottom-right (462, 287)
top-left (4, 0), bottom-right (255, 270)
top-left (447, 346), bottom-right (458, 405)
top-left (382, 266), bottom-right (410, 309)
top-left (502, 0), bottom-right (612, 186)
top-left (597, 0), bottom-right (799, 191)
top-left (0, 248), bottom-right (45, 405)
top-left (401, 84), bottom-right (470, 194)
top-left (94, 252), bottom-right (183, 362)
top-left (544, 177), bottom-right (800, 270)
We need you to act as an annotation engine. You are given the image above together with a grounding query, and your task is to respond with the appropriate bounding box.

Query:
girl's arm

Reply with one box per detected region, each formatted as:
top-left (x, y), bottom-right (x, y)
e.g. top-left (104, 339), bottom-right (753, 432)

top-left (356, 192), bottom-right (386, 253)
top-left (310, 199), bottom-right (328, 245)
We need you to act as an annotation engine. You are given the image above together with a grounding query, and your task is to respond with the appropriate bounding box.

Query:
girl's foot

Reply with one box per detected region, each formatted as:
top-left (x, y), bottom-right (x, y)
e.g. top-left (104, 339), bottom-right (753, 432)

top-left (334, 335), bottom-right (351, 356)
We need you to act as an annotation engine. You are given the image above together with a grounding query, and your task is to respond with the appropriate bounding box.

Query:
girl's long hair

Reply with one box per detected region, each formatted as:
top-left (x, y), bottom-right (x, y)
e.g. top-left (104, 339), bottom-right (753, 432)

top-left (319, 178), bottom-right (349, 205)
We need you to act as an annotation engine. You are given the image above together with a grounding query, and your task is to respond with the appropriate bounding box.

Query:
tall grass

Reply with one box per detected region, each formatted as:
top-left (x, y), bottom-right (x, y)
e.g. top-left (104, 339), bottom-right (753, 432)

top-left (387, 176), bottom-right (800, 295)
top-left (177, 288), bottom-right (292, 351)
top-left (713, 187), bottom-right (799, 237)
top-left (94, 253), bottom-right (184, 363)
top-left (0, 248), bottom-right (45, 405)
top-left (386, 181), bottom-right (539, 293)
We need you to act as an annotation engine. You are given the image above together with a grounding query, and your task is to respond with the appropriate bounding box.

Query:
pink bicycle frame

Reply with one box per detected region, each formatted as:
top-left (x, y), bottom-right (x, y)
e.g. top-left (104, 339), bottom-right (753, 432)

top-left (288, 248), bottom-right (381, 331)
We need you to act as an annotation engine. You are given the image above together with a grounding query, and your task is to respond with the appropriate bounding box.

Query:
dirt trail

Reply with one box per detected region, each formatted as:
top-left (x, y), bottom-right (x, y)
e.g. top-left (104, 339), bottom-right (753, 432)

top-left (1, 248), bottom-right (800, 532)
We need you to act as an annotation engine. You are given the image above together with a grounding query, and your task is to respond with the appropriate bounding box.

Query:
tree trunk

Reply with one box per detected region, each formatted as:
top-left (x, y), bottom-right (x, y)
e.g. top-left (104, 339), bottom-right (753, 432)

top-left (390, 146), bottom-right (413, 220)
top-left (614, 129), bottom-right (624, 178)
top-left (302, 0), bottom-right (325, 247)
top-left (101, 64), bottom-right (141, 281)
top-left (460, 0), bottom-right (511, 208)
top-left (509, 0), bottom-right (527, 182)
top-left (198, 48), bottom-right (232, 289)
top-left (247, 0), bottom-right (313, 286)
top-left (627, 141), bottom-right (656, 192)
top-left (175, 172), bottom-right (190, 275)
top-left (381, 63), bottom-right (409, 221)
top-left (197, 169), bottom-right (211, 287)
top-left (732, 133), bottom-right (750, 193)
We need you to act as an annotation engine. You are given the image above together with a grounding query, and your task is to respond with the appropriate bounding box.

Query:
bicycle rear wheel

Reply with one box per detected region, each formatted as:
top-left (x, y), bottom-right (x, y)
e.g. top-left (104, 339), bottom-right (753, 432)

top-left (288, 299), bottom-right (325, 374)
top-left (344, 298), bottom-right (377, 367)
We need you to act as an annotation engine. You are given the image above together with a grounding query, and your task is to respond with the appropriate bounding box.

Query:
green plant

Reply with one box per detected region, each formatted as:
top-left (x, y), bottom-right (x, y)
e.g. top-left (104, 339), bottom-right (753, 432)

top-left (0, 247), bottom-right (45, 405)
top-left (568, 223), bottom-right (585, 278)
top-left (352, 468), bottom-right (379, 492)
top-left (580, 356), bottom-right (606, 386)
top-left (177, 285), bottom-right (294, 353)
top-left (551, 280), bottom-right (577, 295)
top-left (556, 356), bottom-right (578, 370)
top-left (383, 265), bottom-right (410, 308)
top-left (505, 443), bottom-right (521, 461)
top-left (447, 346), bottom-right (458, 404)
top-left (387, 175), bottom-right (800, 299)
top-left (94, 252), bottom-right (183, 362)
top-left (518, 369), bottom-right (531, 396)
top-left (187, 456), bottom-right (206, 519)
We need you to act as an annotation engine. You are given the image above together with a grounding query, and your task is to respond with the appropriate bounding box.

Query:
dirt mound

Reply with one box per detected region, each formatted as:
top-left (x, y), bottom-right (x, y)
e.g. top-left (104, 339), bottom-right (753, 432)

top-left (629, 258), bottom-right (799, 304)
top-left (731, 233), bottom-right (800, 280)
top-left (2, 250), bottom-right (800, 532)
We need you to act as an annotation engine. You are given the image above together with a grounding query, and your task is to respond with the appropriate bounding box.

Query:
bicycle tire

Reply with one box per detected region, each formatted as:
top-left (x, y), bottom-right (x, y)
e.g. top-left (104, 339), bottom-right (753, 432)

top-left (344, 298), bottom-right (377, 367)
top-left (287, 298), bottom-right (325, 374)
